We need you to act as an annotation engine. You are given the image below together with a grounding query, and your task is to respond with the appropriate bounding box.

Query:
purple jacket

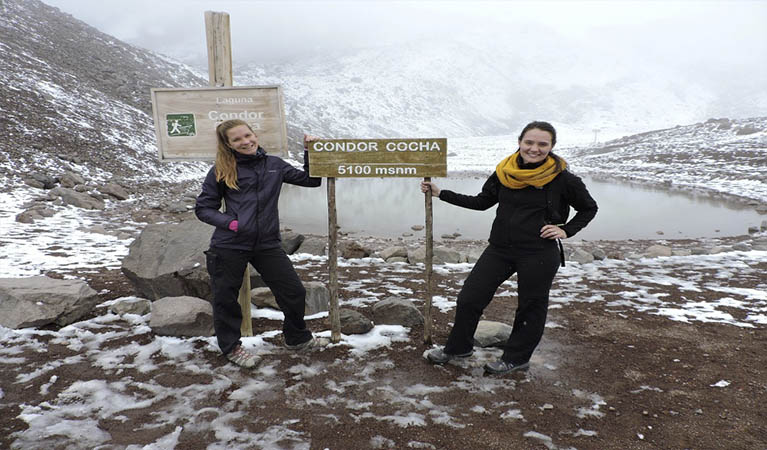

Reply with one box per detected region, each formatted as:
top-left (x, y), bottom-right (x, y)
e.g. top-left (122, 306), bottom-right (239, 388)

top-left (195, 148), bottom-right (321, 250)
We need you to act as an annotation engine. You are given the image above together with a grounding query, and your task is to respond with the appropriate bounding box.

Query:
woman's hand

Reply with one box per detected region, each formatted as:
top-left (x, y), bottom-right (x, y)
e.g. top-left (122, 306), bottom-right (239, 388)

top-left (420, 181), bottom-right (440, 197)
top-left (303, 134), bottom-right (320, 149)
top-left (540, 224), bottom-right (566, 240)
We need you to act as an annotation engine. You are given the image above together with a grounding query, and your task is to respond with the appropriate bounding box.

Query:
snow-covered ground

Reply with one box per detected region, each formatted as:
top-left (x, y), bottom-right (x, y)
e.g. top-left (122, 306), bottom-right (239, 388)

top-left (3, 248), bottom-right (765, 448)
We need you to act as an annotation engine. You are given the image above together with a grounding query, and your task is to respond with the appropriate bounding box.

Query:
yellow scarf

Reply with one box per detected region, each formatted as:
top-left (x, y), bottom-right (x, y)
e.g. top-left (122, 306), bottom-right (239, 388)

top-left (495, 151), bottom-right (566, 189)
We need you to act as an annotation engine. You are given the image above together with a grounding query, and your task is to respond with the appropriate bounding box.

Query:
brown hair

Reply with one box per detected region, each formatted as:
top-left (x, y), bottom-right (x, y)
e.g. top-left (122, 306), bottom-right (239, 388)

top-left (214, 119), bottom-right (253, 190)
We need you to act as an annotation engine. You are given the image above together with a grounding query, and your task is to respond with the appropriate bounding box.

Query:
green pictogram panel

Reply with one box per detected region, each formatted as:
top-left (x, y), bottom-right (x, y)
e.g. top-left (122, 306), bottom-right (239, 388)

top-left (166, 113), bottom-right (196, 137)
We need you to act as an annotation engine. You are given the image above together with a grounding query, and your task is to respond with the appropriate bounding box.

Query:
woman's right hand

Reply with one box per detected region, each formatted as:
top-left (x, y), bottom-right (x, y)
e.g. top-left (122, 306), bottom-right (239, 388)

top-left (420, 181), bottom-right (440, 197)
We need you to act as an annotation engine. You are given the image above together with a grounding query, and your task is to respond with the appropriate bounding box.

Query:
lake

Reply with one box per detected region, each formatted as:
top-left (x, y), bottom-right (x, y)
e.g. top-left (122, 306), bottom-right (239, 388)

top-left (278, 176), bottom-right (763, 241)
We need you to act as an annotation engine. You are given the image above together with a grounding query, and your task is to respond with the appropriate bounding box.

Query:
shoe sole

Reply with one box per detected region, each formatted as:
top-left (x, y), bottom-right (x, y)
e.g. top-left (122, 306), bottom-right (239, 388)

top-left (483, 362), bottom-right (530, 375)
top-left (427, 352), bottom-right (473, 365)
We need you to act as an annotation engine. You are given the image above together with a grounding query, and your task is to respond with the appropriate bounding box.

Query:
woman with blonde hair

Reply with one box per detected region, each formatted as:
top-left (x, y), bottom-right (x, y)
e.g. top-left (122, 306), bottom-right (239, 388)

top-left (196, 119), bottom-right (323, 368)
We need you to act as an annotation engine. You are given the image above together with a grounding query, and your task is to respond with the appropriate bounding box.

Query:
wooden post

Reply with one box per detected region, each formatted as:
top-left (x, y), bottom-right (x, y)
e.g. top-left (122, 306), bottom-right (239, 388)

top-left (204, 11), bottom-right (233, 87)
top-left (204, 11), bottom-right (252, 336)
top-left (423, 176), bottom-right (434, 344)
top-left (327, 177), bottom-right (341, 342)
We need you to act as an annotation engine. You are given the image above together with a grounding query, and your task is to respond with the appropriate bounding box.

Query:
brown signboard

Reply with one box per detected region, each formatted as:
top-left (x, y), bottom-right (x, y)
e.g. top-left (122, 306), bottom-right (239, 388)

top-left (308, 139), bottom-right (447, 177)
top-left (150, 86), bottom-right (288, 160)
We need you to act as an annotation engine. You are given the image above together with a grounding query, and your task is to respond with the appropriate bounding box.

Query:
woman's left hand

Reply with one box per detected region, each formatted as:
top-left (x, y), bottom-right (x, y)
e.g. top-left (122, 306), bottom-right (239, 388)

top-left (540, 224), bottom-right (566, 240)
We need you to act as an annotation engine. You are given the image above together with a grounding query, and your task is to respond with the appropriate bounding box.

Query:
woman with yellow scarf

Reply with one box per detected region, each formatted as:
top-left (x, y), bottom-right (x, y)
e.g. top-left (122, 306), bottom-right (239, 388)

top-left (421, 121), bottom-right (598, 375)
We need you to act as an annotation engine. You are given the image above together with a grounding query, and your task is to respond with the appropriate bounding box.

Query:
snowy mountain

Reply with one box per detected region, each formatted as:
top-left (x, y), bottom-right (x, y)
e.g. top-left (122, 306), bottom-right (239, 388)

top-left (559, 117), bottom-right (767, 202)
top-left (0, 0), bottom-right (207, 187)
top-left (234, 29), bottom-right (764, 142)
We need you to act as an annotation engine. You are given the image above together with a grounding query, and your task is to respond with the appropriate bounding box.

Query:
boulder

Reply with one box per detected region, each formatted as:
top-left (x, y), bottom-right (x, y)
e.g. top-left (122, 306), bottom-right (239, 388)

top-left (296, 237), bottom-right (326, 256)
top-left (48, 187), bottom-right (105, 210)
top-left (732, 243), bottom-right (750, 251)
top-left (408, 246), bottom-right (462, 264)
top-left (167, 201), bottom-right (188, 213)
top-left (339, 241), bottom-right (371, 259)
top-left (568, 248), bottom-right (595, 264)
top-left (305, 281), bottom-right (329, 315)
top-left (337, 308), bottom-right (374, 335)
top-left (59, 171), bottom-right (85, 188)
top-left (473, 320), bottom-right (513, 347)
top-left (645, 245), bottom-right (672, 257)
top-left (98, 183), bottom-right (130, 200)
top-left (251, 287), bottom-right (278, 309)
top-left (281, 232), bottom-right (305, 255)
top-left (0, 276), bottom-right (100, 328)
top-left (372, 296), bottom-right (423, 327)
top-left (149, 296), bottom-right (214, 337)
top-left (590, 247), bottom-right (607, 261)
top-left (109, 297), bottom-right (151, 316)
top-left (462, 246), bottom-right (485, 263)
top-left (121, 219), bottom-right (214, 301)
top-left (380, 246), bottom-right (408, 261)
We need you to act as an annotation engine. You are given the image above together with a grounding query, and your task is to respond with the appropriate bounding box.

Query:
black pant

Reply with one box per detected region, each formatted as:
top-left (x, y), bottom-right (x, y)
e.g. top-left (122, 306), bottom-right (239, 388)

top-left (444, 244), bottom-right (561, 365)
top-left (205, 246), bottom-right (312, 354)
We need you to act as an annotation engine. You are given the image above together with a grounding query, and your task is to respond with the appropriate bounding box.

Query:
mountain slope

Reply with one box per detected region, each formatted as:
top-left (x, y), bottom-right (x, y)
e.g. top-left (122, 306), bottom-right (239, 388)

top-left (0, 0), bottom-right (207, 186)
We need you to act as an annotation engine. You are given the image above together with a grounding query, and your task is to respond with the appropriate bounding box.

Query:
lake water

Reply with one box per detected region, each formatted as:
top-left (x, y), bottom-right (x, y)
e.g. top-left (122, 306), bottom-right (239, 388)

top-left (278, 176), bottom-right (763, 241)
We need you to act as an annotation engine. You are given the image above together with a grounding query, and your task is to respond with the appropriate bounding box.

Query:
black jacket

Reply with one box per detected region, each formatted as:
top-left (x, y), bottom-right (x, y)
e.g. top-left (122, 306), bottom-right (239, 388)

top-left (195, 148), bottom-right (321, 250)
top-left (439, 170), bottom-right (597, 251)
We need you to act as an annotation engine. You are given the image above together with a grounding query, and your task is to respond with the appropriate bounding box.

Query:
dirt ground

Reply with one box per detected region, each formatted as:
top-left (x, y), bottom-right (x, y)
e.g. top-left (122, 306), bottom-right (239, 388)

top-left (1, 236), bottom-right (766, 450)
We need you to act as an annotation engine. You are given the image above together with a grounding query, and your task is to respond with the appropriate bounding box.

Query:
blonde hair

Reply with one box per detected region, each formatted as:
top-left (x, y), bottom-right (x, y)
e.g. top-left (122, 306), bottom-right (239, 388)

top-left (214, 119), bottom-right (254, 190)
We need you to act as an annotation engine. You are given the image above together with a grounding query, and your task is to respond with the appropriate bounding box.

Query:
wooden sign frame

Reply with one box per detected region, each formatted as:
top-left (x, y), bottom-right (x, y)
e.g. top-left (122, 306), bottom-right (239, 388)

top-left (151, 85), bottom-right (288, 160)
top-left (308, 139), bottom-right (447, 178)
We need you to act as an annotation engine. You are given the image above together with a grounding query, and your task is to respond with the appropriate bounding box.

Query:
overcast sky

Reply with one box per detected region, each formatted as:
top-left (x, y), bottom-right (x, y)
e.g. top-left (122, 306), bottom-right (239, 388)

top-left (40, 0), bottom-right (767, 71)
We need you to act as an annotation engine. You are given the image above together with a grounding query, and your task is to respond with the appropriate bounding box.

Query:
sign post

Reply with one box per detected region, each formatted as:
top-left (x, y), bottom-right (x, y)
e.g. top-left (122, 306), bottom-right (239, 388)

top-left (309, 138), bottom-right (447, 343)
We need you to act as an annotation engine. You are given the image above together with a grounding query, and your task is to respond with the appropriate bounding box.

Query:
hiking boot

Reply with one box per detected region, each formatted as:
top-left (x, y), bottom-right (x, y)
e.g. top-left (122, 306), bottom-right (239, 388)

top-left (284, 336), bottom-right (329, 352)
top-left (226, 345), bottom-right (259, 369)
top-left (426, 347), bottom-right (473, 365)
top-left (483, 359), bottom-right (530, 375)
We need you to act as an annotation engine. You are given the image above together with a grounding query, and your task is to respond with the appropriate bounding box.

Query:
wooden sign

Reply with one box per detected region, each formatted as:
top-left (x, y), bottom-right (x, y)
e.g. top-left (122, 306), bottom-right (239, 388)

top-left (150, 86), bottom-right (288, 160)
top-left (308, 139), bottom-right (447, 178)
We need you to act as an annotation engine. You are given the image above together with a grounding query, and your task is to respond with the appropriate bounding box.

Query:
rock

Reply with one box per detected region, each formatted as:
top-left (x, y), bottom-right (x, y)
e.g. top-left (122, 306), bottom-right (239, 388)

top-left (251, 287), bottom-right (278, 309)
top-left (24, 178), bottom-right (45, 189)
top-left (339, 241), bottom-right (371, 259)
top-left (337, 308), bottom-right (374, 335)
top-left (408, 246), bottom-right (462, 264)
top-left (411, 225), bottom-right (424, 231)
top-left (747, 226), bottom-right (759, 234)
top-left (645, 245), bottom-right (672, 257)
top-left (296, 236), bottom-right (326, 256)
top-left (48, 187), bottom-right (105, 210)
top-left (761, 220), bottom-right (767, 231)
top-left (671, 249), bottom-right (692, 257)
top-left (281, 232), bottom-right (305, 255)
top-left (606, 251), bottom-right (624, 260)
top-left (691, 247), bottom-right (709, 255)
top-left (732, 243), bottom-right (750, 251)
top-left (149, 296), bottom-right (214, 337)
top-left (387, 257), bottom-right (408, 264)
top-left (167, 201), bottom-right (188, 213)
top-left (372, 296), bottom-right (423, 327)
top-left (98, 183), bottom-right (130, 200)
top-left (756, 205), bottom-right (767, 215)
top-left (304, 281), bottom-right (329, 315)
top-left (59, 171), bottom-right (85, 188)
top-left (473, 320), bottom-right (513, 347)
top-left (121, 219), bottom-right (214, 301)
top-left (380, 246), bottom-right (408, 260)
top-left (0, 276), bottom-right (100, 328)
top-left (462, 246), bottom-right (485, 263)
top-left (441, 234), bottom-right (457, 239)
top-left (710, 246), bottom-right (727, 254)
top-left (735, 125), bottom-right (761, 135)
top-left (16, 209), bottom-right (42, 223)
top-left (590, 247), bottom-right (607, 261)
top-left (110, 297), bottom-right (151, 315)
top-left (27, 173), bottom-right (57, 189)
top-left (569, 248), bottom-right (595, 264)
